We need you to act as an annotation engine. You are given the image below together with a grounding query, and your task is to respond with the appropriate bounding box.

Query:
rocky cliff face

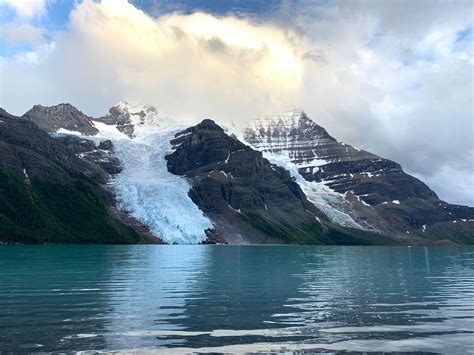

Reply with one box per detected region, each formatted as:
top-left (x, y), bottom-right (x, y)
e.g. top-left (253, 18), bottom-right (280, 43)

top-left (165, 119), bottom-right (394, 245)
top-left (54, 135), bottom-right (122, 175)
top-left (244, 110), bottom-right (474, 243)
top-left (22, 103), bottom-right (99, 135)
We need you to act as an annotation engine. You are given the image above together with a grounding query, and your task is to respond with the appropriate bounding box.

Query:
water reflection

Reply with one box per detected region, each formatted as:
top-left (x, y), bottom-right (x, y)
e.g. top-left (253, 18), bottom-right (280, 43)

top-left (102, 246), bottom-right (212, 349)
top-left (0, 246), bottom-right (473, 353)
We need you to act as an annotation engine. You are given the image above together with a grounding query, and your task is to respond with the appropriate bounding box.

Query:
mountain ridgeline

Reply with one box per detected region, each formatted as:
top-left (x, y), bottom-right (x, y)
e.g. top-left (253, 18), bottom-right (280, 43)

top-left (0, 103), bottom-right (472, 245)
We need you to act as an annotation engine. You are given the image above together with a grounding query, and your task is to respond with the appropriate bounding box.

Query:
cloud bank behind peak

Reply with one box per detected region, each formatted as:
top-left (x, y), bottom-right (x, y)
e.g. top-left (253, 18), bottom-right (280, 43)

top-left (0, 0), bottom-right (472, 205)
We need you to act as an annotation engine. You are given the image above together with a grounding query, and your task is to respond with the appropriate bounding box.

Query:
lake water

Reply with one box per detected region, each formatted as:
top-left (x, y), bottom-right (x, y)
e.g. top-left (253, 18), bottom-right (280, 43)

top-left (0, 246), bottom-right (473, 354)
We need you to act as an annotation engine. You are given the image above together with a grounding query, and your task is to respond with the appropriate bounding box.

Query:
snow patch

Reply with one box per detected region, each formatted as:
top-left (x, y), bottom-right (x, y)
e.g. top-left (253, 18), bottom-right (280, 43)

top-left (224, 149), bottom-right (231, 164)
top-left (56, 128), bottom-right (82, 136)
top-left (92, 121), bottom-right (130, 141)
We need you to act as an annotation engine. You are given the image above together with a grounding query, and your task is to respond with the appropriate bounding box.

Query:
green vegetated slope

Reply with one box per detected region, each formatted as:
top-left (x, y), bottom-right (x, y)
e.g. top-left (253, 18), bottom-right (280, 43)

top-left (240, 212), bottom-right (400, 245)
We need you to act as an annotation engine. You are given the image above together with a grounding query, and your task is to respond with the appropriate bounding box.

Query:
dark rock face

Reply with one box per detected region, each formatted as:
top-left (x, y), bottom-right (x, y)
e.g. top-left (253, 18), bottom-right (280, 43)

top-left (0, 112), bottom-right (106, 184)
top-left (22, 103), bottom-right (99, 135)
top-left (303, 159), bottom-right (438, 205)
top-left (96, 104), bottom-right (136, 138)
top-left (55, 135), bottom-right (122, 175)
top-left (98, 139), bottom-right (113, 150)
top-left (0, 108), bottom-right (155, 244)
top-left (166, 120), bottom-right (316, 215)
top-left (244, 110), bottom-right (474, 243)
top-left (165, 119), bottom-right (390, 245)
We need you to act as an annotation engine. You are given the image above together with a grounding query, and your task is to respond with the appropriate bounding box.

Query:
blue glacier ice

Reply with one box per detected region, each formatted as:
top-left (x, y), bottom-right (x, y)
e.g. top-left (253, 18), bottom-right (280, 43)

top-left (91, 103), bottom-right (213, 244)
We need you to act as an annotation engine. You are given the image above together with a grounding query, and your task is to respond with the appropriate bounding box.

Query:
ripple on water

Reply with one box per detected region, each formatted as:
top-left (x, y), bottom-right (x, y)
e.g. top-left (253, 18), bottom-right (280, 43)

top-left (0, 245), bottom-right (473, 353)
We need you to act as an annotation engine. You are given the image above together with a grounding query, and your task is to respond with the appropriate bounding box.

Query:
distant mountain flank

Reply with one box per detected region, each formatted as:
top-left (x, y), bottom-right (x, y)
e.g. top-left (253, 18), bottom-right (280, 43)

top-left (243, 110), bottom-right (474, 243)
top-left (2, 102), bottom-right (472, 245)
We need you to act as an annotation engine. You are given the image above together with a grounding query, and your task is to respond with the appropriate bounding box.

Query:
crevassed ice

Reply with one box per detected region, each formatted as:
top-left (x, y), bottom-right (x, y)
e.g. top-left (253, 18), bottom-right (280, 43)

top-left (91, 108), bottom-right (212, 244)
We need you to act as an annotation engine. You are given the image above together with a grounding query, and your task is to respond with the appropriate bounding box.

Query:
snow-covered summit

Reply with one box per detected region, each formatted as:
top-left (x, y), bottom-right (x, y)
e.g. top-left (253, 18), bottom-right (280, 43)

top-left (244, 109), bottom-right (335, 166)
top-left (252, 108), bottom-right (305, 129)
top-left (245, 109), bottom-right (332, 144)
top-left (97, 101), bottom-right (179, 138)
top-left (244, 109), bottom-right (374, 165)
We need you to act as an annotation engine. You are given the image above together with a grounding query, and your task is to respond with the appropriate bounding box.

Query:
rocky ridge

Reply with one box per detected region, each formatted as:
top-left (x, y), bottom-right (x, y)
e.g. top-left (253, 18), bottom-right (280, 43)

top-left (22, 103), bottom-right (99, 136)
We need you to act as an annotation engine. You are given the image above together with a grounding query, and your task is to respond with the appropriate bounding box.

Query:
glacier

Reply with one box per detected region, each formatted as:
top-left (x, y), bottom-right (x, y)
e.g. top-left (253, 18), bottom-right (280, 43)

top-left (89, 103), bottom-right (213, 244)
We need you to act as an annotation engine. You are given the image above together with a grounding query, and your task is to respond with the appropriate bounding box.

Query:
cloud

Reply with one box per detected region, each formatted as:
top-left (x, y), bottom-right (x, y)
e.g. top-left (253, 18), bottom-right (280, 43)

top-left (288, 0), bottom-right (473, 206)
top-left (0, 0), bottom-right (46, 18)
top-left (0, 0), bottom-right (472, 206)
top-left (1, 0), bottom-right (305, 124)
top-left (0, 22), bottom-right (44, 45)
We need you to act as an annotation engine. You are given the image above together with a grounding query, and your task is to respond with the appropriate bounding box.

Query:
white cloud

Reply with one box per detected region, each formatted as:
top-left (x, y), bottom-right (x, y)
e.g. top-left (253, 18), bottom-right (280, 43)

top-left (0, 0), bottom-right (472, 205)
top-left (289, 0), bottom-right (473, 206)
top-left (0, 0), bottom-right (46, 18)
top-left (0, 22), bottom-right (44, 45)
top-left (1, 0), bottom-right (305, 122)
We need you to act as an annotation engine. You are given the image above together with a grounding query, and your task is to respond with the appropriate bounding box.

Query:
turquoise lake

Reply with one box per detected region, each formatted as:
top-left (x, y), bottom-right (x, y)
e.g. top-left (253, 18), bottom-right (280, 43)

top-left (0, 245), bottom-right (473, 353)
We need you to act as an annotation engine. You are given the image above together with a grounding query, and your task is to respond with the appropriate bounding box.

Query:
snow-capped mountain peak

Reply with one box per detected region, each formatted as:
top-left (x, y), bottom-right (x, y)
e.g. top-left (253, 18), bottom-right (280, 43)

top-left (245, 109), bottom-right (332, 144)
top-left (113, 101), bottom-right (162, 125)
top-left (254, 108), bottom-right (305, 128)
top-left (98, 102), bottom-right (179, 138)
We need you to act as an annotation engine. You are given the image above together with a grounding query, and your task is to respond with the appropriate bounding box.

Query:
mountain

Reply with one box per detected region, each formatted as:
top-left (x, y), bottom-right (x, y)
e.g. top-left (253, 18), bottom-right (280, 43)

top-left (0, 108), bottom-right (155, 244)
top-left (244, 109), bottom-right (474, 244)
top-left (22, 103), bottom-right (99, 135)
top-left (165, 119), bottom-right (391, 244)
top-left (2, 103), bottom-right (472, 245)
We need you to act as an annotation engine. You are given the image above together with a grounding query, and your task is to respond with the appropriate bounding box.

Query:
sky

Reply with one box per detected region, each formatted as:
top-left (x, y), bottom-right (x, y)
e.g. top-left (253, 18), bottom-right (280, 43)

top-left (0, 0), bottom-right (473, 206)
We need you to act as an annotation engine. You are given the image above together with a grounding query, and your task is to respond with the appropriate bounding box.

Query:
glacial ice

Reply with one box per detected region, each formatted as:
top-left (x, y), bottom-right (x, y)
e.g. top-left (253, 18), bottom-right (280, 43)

top-left (111, 131), bottom-right (213, 244)
top-left (89, 104), bottom-right (213, 244)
